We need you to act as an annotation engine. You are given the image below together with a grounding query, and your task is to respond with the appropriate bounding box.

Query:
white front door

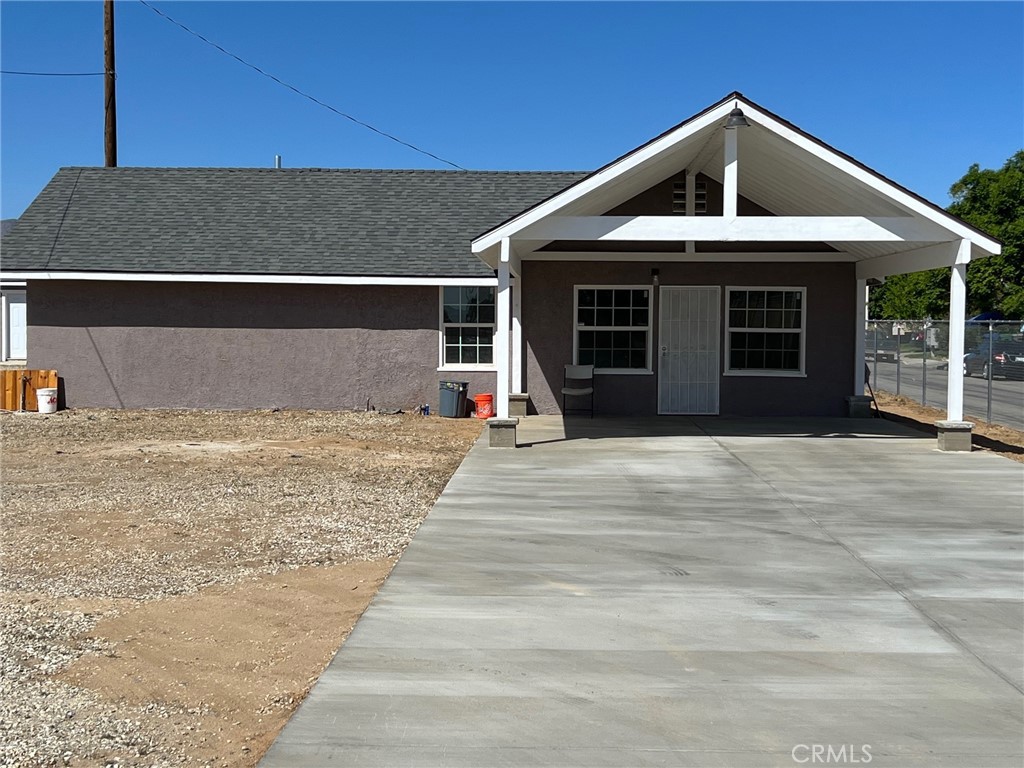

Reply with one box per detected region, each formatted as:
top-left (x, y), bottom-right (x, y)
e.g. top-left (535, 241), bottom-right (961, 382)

top-left (658, 286), bottom-right (720, 415)
top-left (3, 291), bottom-right (27, 361)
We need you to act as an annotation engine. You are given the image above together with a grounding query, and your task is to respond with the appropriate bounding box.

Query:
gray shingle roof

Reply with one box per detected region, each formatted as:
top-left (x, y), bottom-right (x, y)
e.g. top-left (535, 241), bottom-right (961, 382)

top-left (1, 168), bottom-right (587, 277)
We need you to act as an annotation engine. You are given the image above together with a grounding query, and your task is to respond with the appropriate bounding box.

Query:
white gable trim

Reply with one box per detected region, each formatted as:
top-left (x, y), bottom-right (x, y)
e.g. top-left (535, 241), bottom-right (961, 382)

top-left (739, 102), bottom-right (1000, 254)
top-left (472, 95), bottom-right (1001, 258)
top-left (471, 100), bottom-right (737, 253)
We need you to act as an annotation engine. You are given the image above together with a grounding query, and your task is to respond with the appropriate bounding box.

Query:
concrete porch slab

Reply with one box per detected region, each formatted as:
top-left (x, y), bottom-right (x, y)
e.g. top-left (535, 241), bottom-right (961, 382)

top-left (262, 416), bottom-right (1023, 768)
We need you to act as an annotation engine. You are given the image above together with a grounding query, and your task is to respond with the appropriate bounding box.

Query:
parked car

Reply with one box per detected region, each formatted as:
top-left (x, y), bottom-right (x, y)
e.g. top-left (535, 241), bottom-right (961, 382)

top-left (963, 340), bottom-right (1024, 379)
top-left (865, 331), bottom-right (901, 362)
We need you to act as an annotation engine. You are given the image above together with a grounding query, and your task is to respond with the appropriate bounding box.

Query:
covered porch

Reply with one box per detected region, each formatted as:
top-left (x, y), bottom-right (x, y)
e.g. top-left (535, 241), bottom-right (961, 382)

top-left (471, 94), bottom-right (1001, 448)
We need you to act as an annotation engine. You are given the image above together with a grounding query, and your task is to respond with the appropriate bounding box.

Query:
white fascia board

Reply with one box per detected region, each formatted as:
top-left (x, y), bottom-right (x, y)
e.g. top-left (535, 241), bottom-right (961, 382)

top-left (740, 102), bottom-right (1002, 254)
top-left (516, 216), bottom-right (956, 243)
top-left (0, 272), bottom-right (498, 287)
top-left (475, 243), bottom-right (502, 270)
top-left (471, 101), bottom-right (736, 253)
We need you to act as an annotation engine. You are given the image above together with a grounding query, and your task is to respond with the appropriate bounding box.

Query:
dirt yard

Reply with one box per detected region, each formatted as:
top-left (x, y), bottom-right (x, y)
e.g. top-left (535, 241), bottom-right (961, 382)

top-left (0, 409), bottom-right (481, 767)
top-left (874, 390), bottom-right (1024, 463)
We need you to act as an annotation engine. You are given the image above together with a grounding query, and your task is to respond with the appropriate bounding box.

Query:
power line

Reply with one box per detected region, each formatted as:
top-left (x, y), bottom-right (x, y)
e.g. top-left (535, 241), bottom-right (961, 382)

top-left (138, 0), bottom-right (466, 170)
top-left (1, 70), bottom-right (105, 77)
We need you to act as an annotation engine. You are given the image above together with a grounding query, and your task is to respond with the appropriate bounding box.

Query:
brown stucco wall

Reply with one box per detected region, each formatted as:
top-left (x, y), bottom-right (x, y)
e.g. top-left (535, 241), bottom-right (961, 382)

top-left (27, 281), bottom-right (496, 410)
top-left (521, 261), bottom-right (856, 417)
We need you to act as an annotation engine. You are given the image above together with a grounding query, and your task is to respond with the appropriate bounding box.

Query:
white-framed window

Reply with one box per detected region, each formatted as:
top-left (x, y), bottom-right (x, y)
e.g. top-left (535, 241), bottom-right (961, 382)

top-left (439, 286), bottom-right (496, 369)
top-left (725, 287), bottom-right (806, 376)
top-left (573, 285), bottom-right (652, 374)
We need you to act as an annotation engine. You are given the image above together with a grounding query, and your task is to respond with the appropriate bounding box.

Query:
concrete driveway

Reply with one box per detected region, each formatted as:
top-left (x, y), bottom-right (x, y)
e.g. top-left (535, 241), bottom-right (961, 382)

top-left (262, 417), bottom-right (1023, 768)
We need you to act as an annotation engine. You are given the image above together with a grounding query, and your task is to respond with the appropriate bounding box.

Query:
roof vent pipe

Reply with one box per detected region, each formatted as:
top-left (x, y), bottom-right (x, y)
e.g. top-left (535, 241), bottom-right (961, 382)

top-left (274, 155), bottom-right (282, 169)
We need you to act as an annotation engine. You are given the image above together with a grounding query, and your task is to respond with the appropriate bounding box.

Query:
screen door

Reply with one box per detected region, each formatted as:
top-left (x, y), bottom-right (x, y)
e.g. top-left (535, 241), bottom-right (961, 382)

top-left (658, 286), bottom-right (720, 415)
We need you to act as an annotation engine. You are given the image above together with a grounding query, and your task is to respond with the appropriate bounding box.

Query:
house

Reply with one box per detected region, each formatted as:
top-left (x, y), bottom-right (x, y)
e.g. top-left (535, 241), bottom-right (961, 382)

top-left (0, 93), bottom-right (1000, 447)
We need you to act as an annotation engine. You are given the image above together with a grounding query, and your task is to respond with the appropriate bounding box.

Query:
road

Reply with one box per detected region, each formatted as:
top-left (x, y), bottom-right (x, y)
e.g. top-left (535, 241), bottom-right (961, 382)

top-left (869, 358), bottom-right (1024, 430)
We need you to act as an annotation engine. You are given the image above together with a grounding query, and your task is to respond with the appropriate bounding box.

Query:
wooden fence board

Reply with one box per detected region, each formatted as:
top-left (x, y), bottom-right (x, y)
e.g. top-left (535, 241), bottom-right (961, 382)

top-left (1, 370), bottom-right (58, 411)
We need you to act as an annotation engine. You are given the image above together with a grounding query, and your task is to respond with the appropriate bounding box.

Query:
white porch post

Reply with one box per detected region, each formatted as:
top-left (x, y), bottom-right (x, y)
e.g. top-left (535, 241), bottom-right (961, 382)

top-left (496, 238), bottom-right (512, 419)
top-left (511, 270), bottom-right (523, 393)
top-left (854, 278), bottom-right (867, 394)
top-left (723, 128), bottom-right (738, 218)
top-left (945, 240), bottom-right (970, 422)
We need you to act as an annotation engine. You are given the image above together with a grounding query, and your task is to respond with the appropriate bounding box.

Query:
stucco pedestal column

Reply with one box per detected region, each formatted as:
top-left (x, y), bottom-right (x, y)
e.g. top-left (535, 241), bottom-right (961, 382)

top-left (487, 417), bottom-right (519, 448)
top-left (508, 393), bottom-right (529, 418)
top-left (845, 395), bottom-right (874, 418)
top-left (935, 420), bottom-right (973, 452)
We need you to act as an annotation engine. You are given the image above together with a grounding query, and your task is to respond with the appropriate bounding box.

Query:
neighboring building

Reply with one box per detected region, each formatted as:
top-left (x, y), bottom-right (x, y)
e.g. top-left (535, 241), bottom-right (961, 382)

top-left (0, 93), bottom-right (1000, 423)
top-left (1, 218), bottom-right (27, 363)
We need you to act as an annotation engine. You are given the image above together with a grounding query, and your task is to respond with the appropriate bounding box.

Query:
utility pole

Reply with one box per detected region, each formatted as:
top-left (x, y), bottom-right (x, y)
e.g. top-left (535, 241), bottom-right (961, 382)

top-left (104, 0), bottom-right (117, 167)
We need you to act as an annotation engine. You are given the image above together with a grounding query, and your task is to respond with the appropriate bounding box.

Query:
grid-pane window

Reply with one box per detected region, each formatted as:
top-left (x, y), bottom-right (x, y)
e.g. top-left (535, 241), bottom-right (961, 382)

top-left (575, 287), bottom-right (650, 370)
top-left (726, 288), bottom-right (804, 373)
top-left (442, 286), bottom-right (495, 366)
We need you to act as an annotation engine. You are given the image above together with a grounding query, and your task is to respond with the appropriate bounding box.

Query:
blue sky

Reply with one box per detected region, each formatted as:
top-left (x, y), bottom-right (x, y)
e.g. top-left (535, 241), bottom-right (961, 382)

top-left (2, 1), bottom-right (1022, 218)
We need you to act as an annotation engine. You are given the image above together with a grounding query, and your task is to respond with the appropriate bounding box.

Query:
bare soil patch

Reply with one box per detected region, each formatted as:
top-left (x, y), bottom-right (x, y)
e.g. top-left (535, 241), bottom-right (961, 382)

top-left (0, 409), bottom-right (481, 766)
top-left (874, 390), bottom-right (1024, 463)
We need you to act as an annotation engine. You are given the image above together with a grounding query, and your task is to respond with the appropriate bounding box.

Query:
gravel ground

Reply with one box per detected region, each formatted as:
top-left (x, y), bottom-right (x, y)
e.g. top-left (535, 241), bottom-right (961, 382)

top-left (0, 408), bottom-right (481, 766)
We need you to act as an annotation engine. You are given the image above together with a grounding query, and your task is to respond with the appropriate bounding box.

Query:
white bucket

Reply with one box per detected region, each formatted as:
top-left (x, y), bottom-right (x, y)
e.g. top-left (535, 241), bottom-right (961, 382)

top-left (36, 387), bottom-right (58, 414)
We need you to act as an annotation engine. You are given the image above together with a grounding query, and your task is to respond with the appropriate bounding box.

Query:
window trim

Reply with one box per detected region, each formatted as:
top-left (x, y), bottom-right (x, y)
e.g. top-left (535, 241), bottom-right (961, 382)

top-left (572, 284), bottom-right (654, 375)
top-left (723, 286), bottom-right (807, 378)
top-left (437, 285), bottom-right (498, 372)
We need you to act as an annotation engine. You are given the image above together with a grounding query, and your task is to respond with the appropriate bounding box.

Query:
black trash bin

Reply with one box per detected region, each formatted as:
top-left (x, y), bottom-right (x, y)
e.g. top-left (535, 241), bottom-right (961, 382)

top-left (438, 380), bottom-right (469, 418)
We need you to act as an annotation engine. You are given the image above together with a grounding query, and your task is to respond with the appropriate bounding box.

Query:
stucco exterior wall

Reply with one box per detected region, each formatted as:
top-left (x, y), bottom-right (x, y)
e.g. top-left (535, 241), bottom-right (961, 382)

top-left (28, 281), bottom-right (496, 410)
top-left (521, 261), bottom-right (856, 417)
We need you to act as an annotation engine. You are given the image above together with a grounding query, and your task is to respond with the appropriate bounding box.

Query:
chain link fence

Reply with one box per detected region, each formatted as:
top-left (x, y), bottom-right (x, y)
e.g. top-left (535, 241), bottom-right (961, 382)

top-left (865, 319), bottom-right (1024, 429)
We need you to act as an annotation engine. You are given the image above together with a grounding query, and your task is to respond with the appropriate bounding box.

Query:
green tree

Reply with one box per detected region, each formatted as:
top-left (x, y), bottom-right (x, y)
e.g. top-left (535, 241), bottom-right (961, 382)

top-left (869, 269), bottom-right (948, 319)
top-left (869, 151), bottom-right (1024, 319)
top-left (949, 151), bottom-right (1024, 317)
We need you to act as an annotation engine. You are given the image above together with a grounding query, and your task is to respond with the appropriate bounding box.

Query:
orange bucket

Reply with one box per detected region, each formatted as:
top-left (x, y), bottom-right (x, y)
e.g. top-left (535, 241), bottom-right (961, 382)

top-left (473, 393), bottom-right (494, 419)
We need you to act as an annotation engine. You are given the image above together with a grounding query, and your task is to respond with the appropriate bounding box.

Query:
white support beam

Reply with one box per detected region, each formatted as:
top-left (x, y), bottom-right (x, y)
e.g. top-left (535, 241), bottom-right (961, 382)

top-left (723, 129), bottom-right (738, 219)
top-left (685, 170), bottom-right (695, 253)
top-left (511, 272), bottom-right (523, 393)
top-left (854, 241), bottom-right (965, 280)
top-left (854, 278), bottom-right (867, 395)
top-left (495, 239), bottom-right (512, 419)
top-left (945, 240), bottom-right (970, 423)
top-left (515, 216), bottom-right (956, 243)
top-left (522, 251), bottom-right (853, 263)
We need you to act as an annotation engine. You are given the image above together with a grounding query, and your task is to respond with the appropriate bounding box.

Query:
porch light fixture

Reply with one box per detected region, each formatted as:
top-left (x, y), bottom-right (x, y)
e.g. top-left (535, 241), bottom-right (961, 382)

top-left (651, 268), bottom-right (660, 286)
top-left (725, 107), bottom-right (750, 129)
